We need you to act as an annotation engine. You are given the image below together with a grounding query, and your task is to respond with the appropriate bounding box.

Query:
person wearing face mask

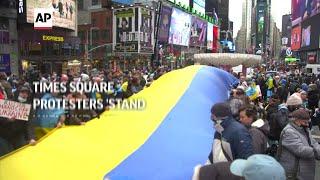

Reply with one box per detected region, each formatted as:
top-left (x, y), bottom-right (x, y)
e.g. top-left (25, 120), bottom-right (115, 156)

top-left (268, 93), bottom-right (303, 142)
top-left (278, 109), bottom-right (320, 180)
top-left (0, 85), bottom-right (36, 156)
top-left (208, 102), bottom-right (253, 164)
top-left (239, 105), bottom-right (270, 154)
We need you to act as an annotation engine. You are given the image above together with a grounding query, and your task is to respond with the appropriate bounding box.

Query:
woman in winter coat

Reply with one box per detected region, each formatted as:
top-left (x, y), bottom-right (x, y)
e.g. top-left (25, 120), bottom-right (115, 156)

top-left (278, 108), bottom-right (320, 180)
top-left (239, 105), bottom-right (270, 154)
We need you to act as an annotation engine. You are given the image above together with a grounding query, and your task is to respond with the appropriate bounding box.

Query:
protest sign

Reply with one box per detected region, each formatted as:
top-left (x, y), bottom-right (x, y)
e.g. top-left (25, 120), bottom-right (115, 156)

top-left (0, 99), bottom-right (31, 121)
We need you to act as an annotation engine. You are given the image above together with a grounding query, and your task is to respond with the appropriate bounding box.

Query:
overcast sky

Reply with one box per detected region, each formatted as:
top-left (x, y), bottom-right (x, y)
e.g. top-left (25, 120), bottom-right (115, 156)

top-left (229, 0), bottom-right (291, 37)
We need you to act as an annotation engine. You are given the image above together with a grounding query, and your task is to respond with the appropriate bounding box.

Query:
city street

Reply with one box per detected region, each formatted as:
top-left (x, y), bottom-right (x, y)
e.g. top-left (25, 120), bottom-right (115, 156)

top-left (1, 0), bottom-right (320, 180)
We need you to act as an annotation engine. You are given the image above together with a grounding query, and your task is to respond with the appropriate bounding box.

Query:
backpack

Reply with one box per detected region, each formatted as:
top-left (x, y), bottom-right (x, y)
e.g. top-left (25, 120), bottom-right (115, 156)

top-left (268, 106), bottom-right (289, 141)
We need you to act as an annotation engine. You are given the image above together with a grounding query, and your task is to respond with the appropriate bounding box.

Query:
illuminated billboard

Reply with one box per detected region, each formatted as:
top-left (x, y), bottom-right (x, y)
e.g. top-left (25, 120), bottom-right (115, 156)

top-left (158, 6), bottom-right (172, 43)
top-left (302, 25), bottom-right (311, 47)
top-left (300, 13), bottom-right (320, 50)
top-left (207, 22), bottom-right (213, 50)
top-left (190, 16), bottom-right (207, 47)
top-left (27, 0), bottom-right (76, 30)
top-left (291, 0), bottom-right (320, 26)
top-left (168, 8), bottom-right (192, 46)
top-left (193, 0), bottom-right (205, 15)
top-left (113, 8), bottom-right (138, 53)
top-left (291, 25), bottom-right (301, 50)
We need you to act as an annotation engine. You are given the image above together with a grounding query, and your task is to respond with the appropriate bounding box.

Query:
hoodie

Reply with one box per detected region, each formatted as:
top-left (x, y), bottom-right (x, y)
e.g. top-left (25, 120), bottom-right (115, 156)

top-left (250, 119), bottom-right (270, 154)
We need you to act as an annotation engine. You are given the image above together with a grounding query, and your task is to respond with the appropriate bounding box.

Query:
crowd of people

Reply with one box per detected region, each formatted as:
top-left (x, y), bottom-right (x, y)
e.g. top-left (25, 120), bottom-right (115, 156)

top-left (194, 70), bottom-right (320, 180)
top-left (2, 65), bottom-right (320, 179)
top-left (0, 66), bottom-right (171, 156)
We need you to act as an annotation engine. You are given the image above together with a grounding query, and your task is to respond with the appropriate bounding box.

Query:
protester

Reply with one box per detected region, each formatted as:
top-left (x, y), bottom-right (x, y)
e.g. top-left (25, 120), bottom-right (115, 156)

top-left (308, 83), bottom-right (319, 110)
top-left (278, 108), bottom-right (320, 180)
top-left (265, 74), bottom-right (275, 99)
top-left (239, 105), bottom-right (269, 154)
top-left (268, 93), bottom-right (303, 141)
top-left (239, 75), bottom-right (248, 88)
top-left (0, 85), bottom-right (36, 156)
top-left (230, 154), bottom-right (285, 180)
top-left (208, 102), bottom-right (253, 163)
top-left (276, 79), bottom-right (288, 103)
top-left (0, 72), bottom-right (13, 99)
top-left (299, 90), bottom-right (308, 108)
top-left (265, 94), bottom-right (281, 121)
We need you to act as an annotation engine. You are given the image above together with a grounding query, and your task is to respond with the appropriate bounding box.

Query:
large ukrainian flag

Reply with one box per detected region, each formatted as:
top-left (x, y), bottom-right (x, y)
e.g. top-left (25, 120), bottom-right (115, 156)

top-left (0, 65), bottom-right (237, 180)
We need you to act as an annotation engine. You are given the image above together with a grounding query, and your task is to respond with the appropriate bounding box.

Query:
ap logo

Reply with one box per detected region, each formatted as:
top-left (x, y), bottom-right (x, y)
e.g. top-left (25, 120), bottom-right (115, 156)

top-left (34, 8), bottom-right (53, 30)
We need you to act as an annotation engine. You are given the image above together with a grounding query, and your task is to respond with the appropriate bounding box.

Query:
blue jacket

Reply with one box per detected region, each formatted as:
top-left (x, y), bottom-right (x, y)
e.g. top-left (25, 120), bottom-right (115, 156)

top-left (209, 117), bottom-right (254, 163)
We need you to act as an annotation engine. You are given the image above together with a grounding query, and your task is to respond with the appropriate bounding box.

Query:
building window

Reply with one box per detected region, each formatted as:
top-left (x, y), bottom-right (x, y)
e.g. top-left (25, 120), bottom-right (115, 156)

top-left (80, 44), bottom-right (85, 53)
top-left (101, 29), bottom-right (111, 41)
top-left (0, 0), bottom-right (16, 8)
top-left (92, 30), bottom-right (99, 40)
top-left (106, 18), bottom-right (112, 26)
top-left (0, 31), bottom-right (9, 44)
top-left (78, 31), bottom-right (85, 41)
top-left (53, 43), bottom-right (60, 56)
top-left (92, 0), bottom-right (99, 6)
top-left (92, 19), bottom-right (96, 26)
top-left (0, 17), bottom-right (9, 44)
top-left (78, 0), bottom-right (84, 10)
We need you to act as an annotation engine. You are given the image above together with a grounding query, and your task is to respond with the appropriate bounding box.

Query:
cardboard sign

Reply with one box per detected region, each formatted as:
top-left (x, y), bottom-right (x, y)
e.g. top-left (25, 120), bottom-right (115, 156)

top-left (0, 100), bottom-right (31, 121)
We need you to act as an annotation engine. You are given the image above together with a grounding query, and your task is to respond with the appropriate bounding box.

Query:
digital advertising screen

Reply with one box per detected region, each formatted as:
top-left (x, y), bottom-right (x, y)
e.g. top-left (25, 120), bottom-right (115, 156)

top-left (140, 8), bottom-right (154, 53)
top-left (300, 12), bottom-right (320, 50)
top-left (168, 0), bottom-right (189, 7)
top-left (193, 0), bottom-right (206, 15)
top-left (190, 17), bottom-right (207, 47)
top-left (168, 8), bottom-right (192, 46)
top-left (114, 8), bottom-right (139, 52)
top-left (212, 25), bottom-right (219, 52)
top-left (207, 22), bottom-right (213, 50)
top-left (301, 25), bottom-right (311, 47)
top-left (158, 6), bottom-right (172, 43)
top-left (291, 0), bottom-right (320, 26)
top-left (291, 25), bottom-right (302, 50)
top-left (27, 0), bottom-right (76, 30)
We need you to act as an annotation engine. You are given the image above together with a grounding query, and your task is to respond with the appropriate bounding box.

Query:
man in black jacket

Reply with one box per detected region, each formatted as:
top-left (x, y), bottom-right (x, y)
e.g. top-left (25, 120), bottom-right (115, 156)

top-left (0, 86), bottom-right (36, 156)
top-left (268, 94), bottom-right (303, 141)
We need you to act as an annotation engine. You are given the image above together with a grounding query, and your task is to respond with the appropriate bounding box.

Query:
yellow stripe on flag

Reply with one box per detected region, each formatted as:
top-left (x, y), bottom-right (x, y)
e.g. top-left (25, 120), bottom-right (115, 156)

top-left (0, 65), bottom-right (202, 180)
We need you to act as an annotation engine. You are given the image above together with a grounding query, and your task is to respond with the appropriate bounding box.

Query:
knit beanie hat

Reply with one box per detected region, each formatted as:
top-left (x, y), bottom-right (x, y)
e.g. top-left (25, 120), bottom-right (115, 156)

top-left (286, 94), bottom-right (303, 106)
